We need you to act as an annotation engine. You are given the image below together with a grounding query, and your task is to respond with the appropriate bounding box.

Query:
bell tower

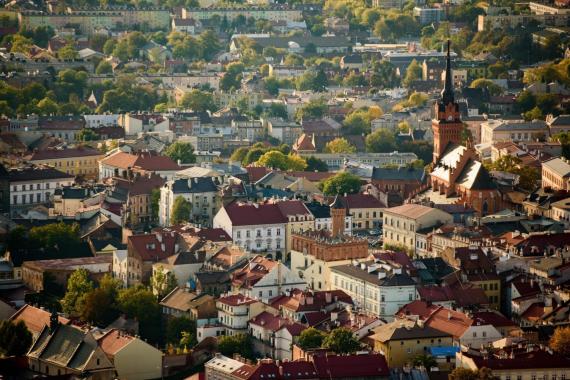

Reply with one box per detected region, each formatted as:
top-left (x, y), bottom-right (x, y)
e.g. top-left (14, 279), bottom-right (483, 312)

top-left (432, 40), bottom-right (463, 164)
top-left (330, 195), bottom-right (345, 237)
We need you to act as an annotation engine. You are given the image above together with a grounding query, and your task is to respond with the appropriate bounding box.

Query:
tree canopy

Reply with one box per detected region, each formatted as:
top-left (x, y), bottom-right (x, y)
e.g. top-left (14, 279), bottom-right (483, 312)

top-left (319, 172), bottom-right (362, 196)
top-left (165, 141), bottom-right (196, 164)
top-left (256, 151), bottom-right (307, 171)
top-left (322, 328), bottom-right (360, 354)
top-left (298, 327), bottom-right (326, 350)
top-left (0, 320), bottom-right (33, 357)
top-left (325, 138), bottom-right (357, 154)
top-left (170, 196), bottom-right (192, 225)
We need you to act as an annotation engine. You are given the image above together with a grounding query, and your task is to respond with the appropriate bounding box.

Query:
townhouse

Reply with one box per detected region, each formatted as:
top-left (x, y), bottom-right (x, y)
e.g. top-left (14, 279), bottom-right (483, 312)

top-left (542, 157), bottom-right (570, 191)
top-left (331, 259), bottom-right (417, 321)
top-left (8, 165), bottom-right (74, 213)
top-left (231, 255), bottom-right (307, 303)
top-left (213, 201), bottom-right (288, 258)
top-left (99, 151), bottom-right (181, 181)
top-left (383, 204), bottom-right (453, 255)
top-left (159, 176), bottom-right (220, 227)
top-left (28, 147), bottom-right (103, 179)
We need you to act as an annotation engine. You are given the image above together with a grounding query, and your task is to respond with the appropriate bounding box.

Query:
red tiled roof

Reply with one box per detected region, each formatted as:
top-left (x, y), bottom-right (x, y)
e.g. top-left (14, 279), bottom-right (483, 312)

top-left (276, 200), bottom-right (312, 217)
top-left (246, 166), bottom-right (271, 182)
top-left (293, 133), bottom-right (316, 151)
top-left (512, 277), bottom-right (541, 297)
top-left (10, 305), bottom-right (70, 335)
top-left (465, 347), bottom-right (570, 370)
top-left (270, 289), bottom-right (353, 313)
top-left (128, 232), bottom-right (178, 262)
top-left (232, 255), bottom-right (277, 289)
top-left (249, 311), bottom-right (306, 335)
top-left (101, 151), bottom-right (181, 172)
top-left (114, 173), bottom-right (165, 196)
top-left (97, 329), bottom-right (133, 356)
top-left (196, 228), bottom-right (232, 242)
top-left (224, 202), bottom-right (288, 226)
top-left (217, 294), bottom-right (257, 306)
top-left (521, 302), bottom-right (545, 321)
top-left (312, 353), bottom-right (389, 378)
top-left (342, 193), bottom-right (385, 209)
top-left (472, 311), bottom-right (517, 327)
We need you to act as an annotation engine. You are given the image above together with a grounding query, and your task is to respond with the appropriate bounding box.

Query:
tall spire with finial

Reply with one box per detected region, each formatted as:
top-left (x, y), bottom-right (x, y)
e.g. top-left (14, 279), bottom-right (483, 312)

top-left (441, 39), bottom-right (454, 105)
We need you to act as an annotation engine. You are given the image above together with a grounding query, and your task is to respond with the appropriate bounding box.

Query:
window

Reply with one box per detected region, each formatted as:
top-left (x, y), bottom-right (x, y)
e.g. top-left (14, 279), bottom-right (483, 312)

top-left (267, 229), bottom-right (272, 236)
top-left (276, 229), bottom-right (281, 236)
top-left (269, 290), bottom-right (273, 297)
top-left (13, 195), bottom-right (17, 205)
top-left (246, 231), bottom-right (250, 238)
top-left (256, 230), bottom-right (261, 237)
top-left (473, 332), bottom-right (477, 337)
top-left (482, 331), bottom-right (486, 337)
top-left (381, 295), bottom-right (385, 302)
top-left (258, 291), bottom-right (262, 297)
top-left (409, 293), bottom-right (413, 301)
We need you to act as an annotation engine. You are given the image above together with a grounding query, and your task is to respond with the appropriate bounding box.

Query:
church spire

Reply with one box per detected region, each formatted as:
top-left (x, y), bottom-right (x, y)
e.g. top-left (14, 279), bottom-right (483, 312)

top-left (441, 39), bottom-right (454, 105)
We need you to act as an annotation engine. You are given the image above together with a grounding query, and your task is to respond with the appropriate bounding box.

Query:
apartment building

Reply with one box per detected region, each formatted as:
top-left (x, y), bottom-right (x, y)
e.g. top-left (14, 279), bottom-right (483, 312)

top-left (28, 147), bottom-right (103, 179)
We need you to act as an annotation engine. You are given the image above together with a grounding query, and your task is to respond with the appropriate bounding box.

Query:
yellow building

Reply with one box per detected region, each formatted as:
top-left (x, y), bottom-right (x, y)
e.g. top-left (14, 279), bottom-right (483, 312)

top-left (28, 147), bottom-right (103, 179)
top-left (370, 319), bottom-right (454, 368)
top-left (342, 193), bottom-right (385, 231)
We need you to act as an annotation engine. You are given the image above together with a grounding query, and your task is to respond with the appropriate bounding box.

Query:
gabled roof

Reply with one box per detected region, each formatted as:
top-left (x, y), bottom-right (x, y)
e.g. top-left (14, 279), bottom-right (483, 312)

top-left (128, 232), bottom-right (178, 262)
top-left (10, 305), bottom-right (70, 336)
top-left (223, 202), bottom-right (288, 226)
top-left (385, 203), bottom-right (442, 219)
top-left (29, 147), bottom-right (101, 160)
top-left (312, 353), bottom-right (389, 378)
top-left (371, 167), bottom-right (425, 182)
top-left (97, 329), bottom-right (134, 356)
top-left (341, 193), bottom-right (385, 209)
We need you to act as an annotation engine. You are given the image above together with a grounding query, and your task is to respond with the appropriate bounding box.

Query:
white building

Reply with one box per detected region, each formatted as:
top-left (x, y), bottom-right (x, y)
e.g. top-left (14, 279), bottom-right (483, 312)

top-left (112, 249), bottom-right (128, 287)
top-left (159, 177), bottom-right (220, 227)
top-left (331, 260), bottom-right (417, 321)
top-left (83, 114), bottom-right (119, 128)
top-left (8, 166), bottom-right (74, 212)
top-left (118, 113), bottom-right (170, 136)
top-left (216, 294), bottom-right (262, 336)
top-left (213, 202), bottom-right (288, 257)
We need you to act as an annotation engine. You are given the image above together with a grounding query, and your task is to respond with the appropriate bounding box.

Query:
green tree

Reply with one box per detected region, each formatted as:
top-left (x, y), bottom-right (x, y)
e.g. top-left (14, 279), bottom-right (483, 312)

top-left (242, 148), bottom-right (266, 166)
top-left (343, 110), bottom-right (371, 134)
top-left (295, 99), bottom-right (327, 121)
top-left (180, 89), bottom-right (216, 112)
top-left (319, 172), bottom-right (361, 196)
top-left (298, 327), bottom-right (326, 350)
top-left (170, 196), bottom-right (192, 225)
top-left (29, 222), bottom-right (80, 249)
top-left (10, 34), bottom-right (33, 54)
top-left (412, 354), bottom-right (437, 368)
top-left (95, 60), bottom-right (113, 74)
top-left (0, 320), bottom-right (32, 356)
top-left (118, 286), bottom-right (162, 343)
top-left (257, 150), bottom-right (307, 171)
top-left (166, 316), bottom-right (196, 347)
top-left (81, 275), bottom-right (121, 327)
top-left (470, 78), bottom-right (504, 96)
top-left (267, 103), bottom-right (288, 119)
top-left (61, 269), bottom-right (94, 317)
top-left (322, 327), bottom-right (360, 354)
top-left (151, 266), bottom-right (178, 299)
top-left (524, 106), bottom-right (544, 121)
top-left (220, 62), bottom-right (245, 92)
top-left (165, 141), bottom-right (196, 164)
top-left (366, 128), bottom-right (397, 153)
top-left (78, 128), bottom-right (98, 141)
top-left (36, 97), bottom-right (59, 116)
top-left (324, 138), bottom-right (356, 153)
top-left (230, 147), bottom-right (249, 163)
top-left (403, 59), bottom-right (422, 87)
top-left (305, 156), bottom-right (329, 172)
top-left (218, 334), bottom-right (254, 359)
top-left (58, 43), bottom-right (78, 59)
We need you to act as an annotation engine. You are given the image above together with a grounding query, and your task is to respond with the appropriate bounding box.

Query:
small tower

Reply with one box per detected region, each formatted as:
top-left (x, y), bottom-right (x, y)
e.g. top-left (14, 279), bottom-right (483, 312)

top-left (330, 195), bottom-right (346, 237)
top-left (432, 40), bottom-right (462, 164)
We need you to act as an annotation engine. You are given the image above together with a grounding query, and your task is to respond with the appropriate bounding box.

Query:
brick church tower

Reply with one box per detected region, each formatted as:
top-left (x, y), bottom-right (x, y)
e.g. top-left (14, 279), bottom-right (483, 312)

top-left (432, 40), bottom-right (463, 164)
top-left (330, 195), bottom-right (345, 237)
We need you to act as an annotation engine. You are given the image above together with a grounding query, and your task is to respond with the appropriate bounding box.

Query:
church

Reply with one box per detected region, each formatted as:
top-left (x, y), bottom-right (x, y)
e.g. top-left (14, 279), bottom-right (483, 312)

top-left (429, 41), bottom-right (503, 216)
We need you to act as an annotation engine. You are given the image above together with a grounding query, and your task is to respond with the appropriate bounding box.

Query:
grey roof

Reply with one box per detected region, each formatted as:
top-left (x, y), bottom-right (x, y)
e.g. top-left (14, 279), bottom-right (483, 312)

top-left (372, 167), bottom-right (426, 182)
top-left (245, 35), bottom-right (351, 49)
top-left (456, 159), bottom-right (497, 190)
top-left (171, 177), bottom-right (219, 194)
top-left (543, 158), bottom-right (570, 178)
top-left (195, 271), bottom-right (230, 285)
top-left (493, 121), bottom-right (547, 131)
top-left (305, 201), bottom-right (331, 219)
top-left (332, 263), bottom-right (416, 287)
top-left (341, 54), bottom-right (363, 64)
top-left (9, 166), bottom-right (74, 182)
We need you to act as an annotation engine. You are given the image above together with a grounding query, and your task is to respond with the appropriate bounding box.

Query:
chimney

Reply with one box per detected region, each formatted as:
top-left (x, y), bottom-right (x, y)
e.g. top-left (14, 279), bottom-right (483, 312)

top-left (49, 310), bottom-right (59, 333)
